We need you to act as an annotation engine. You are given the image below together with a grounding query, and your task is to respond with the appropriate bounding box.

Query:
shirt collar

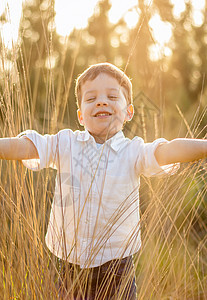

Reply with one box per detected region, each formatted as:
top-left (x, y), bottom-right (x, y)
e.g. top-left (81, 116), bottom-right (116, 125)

top-left (77, 130), bottom-right (91, 142)
top-left (76, 130), bottom-right (127, 152)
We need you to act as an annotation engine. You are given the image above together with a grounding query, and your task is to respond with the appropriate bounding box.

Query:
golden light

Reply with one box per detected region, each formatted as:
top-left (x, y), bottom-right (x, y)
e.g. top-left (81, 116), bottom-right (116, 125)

top-left (123, 10), bottom-right (140, 29)
top-left (170, 0), bottom-right (186, 18)
top-left (55, 0), bottom-right (140, 35)
top-left (170, 0), bottom-right (205, 21)
top-left (192, 10), bottom-right (204, 26)
top-left (54, 0), bottom-right (98, 36)
top-left (149, 44), bottom-right (172, 61)
top-left (54, 0), bottom-right (206, 38)
top-left (108, 0), bottom-right (138, 28)
top-left (0, 0), bottom-right (22, 49)
top-left (191, 0), bottom-right (205, 10)
top-left (148, 14), bottom-right (172, 61)
top-left (149, 14), bottom-right (172, 46)
top-left (148, 0), bottom-right (206, 60)
top-left (0, 0), bottom-right (206, 55)
top-left (191, 0), bottom-right (205, 27)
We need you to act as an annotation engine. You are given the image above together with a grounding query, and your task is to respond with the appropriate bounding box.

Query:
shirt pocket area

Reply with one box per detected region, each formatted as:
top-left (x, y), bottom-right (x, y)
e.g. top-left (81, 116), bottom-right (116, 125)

top-left (101, 174), bottom-right (138, 210)
top-left (93, 175), bottom-right (139, 234)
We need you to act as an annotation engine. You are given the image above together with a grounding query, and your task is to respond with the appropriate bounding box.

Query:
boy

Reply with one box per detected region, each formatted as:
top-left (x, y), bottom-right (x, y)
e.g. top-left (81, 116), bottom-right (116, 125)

top-left (0, 62), bottom-right (206, 299)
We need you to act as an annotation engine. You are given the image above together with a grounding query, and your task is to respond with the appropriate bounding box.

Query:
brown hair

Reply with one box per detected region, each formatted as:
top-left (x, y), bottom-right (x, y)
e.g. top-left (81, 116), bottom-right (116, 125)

top-left (75, 62), bottom-right (133, 108)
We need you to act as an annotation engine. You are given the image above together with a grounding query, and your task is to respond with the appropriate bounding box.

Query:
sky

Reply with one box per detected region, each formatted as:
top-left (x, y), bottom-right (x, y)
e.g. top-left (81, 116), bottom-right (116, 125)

top-left (0, 0), bottom-right (206, 58)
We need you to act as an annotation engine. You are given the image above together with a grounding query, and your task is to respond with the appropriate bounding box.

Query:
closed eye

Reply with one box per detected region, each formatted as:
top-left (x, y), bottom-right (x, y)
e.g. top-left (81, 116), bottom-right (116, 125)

top-left (108, 95), bottom-right (118, 100)
top-left (86, 97), bottom-right (96, 102)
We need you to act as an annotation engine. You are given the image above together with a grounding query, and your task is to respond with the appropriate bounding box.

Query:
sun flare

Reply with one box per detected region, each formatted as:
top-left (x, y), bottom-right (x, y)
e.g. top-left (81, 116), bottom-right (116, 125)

top-left (0, 0), bottom-right (22, 48)
top-left (0, 0), bottom-right (206, 56)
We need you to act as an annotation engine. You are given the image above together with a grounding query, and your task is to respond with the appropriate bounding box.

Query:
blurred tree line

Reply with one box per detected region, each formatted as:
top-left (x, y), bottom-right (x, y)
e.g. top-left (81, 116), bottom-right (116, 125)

top-left (0, 0), bottom-right (206, 139)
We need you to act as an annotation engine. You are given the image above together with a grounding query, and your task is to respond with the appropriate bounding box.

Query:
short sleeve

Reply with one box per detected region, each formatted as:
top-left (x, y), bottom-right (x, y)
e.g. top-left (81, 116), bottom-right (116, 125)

top-left (135, 137), bottom-right (180, 177)
top-left (17, 130), bottom-right (69, 171)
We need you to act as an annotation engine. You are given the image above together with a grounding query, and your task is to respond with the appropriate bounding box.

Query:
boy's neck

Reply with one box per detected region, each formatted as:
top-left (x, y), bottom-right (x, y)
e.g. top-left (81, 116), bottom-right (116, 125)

top-left (88, 130), bottom-right (120, 144)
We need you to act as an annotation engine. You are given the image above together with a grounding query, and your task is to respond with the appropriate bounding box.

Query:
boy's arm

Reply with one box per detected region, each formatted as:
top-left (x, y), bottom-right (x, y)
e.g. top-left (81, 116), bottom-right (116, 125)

top-left (155, 138), bottom-right (207, 166)
top-left (0, 137), bottom-right (39, 160)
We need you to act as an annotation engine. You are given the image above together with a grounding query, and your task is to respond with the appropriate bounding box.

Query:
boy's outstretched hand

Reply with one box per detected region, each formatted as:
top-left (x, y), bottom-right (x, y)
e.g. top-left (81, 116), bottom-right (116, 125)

top-left (0, 137), bottom-right (39, 161)
top-left (155, 138), bottom-right (207, 166)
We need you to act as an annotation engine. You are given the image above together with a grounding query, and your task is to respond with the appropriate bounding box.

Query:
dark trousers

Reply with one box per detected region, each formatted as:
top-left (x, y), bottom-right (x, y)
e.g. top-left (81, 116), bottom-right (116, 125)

top-left (58, 256), bottom-right (137, 299)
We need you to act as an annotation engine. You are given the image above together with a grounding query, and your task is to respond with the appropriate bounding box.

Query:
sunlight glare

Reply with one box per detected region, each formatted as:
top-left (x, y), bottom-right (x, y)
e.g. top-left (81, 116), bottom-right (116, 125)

top-left (192, 10), bottom-right (204, 27)
top-left (170, 0), bottom-right (185, 18)
top-left (191, 0), bottom-right (205, 11)
top-left (1, 0), bottom-right (205, 53)
top-left (149, 14), bottom-right (172, 46)
top-left (191, 0), bottom-right (205, 27)
top-left (0, 0), bottom-right (22, 49)
top-left (149, 44), bottom-right (172, 61)
top-left (144, 0), bottom-right (153, 6)
top-left (170, 0), bottom-right (205, 25)
top-left (123, 10), bottom-right (140, 29)
top-left (148, 14), bottom-right (172, 61)
top-left (54, 0), bottom-right (205, 36)
top-left (55, 0), bottom-right (140, 36)
top-left (55, 0), bottom-right (98, 36)
top-left (108, 0), bottom-right (138, 24)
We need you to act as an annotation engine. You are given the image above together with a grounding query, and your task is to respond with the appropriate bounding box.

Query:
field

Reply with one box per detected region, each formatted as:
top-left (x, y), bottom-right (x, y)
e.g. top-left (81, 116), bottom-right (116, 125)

top-left (0, 0), bottom-right (207, 299)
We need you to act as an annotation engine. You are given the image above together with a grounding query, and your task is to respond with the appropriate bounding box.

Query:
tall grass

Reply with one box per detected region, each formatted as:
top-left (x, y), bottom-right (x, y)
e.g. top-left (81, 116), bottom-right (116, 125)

top-left (0, 11), bottom-right (207, 300)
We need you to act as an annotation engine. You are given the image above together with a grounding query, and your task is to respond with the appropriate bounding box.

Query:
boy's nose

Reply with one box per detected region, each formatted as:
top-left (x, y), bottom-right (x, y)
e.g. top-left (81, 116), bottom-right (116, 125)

top-left (96, 98), bottom-right (108, 107)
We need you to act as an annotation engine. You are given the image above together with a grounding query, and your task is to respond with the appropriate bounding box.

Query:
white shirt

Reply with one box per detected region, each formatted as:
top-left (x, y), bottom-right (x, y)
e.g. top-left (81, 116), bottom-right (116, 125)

top-left (19, 129), bottom-right (179, 268)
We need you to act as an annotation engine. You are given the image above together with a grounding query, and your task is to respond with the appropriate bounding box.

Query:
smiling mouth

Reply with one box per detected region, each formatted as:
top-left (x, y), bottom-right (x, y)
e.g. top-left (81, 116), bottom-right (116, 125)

top-left (94, 112), bottom-right (112, 117)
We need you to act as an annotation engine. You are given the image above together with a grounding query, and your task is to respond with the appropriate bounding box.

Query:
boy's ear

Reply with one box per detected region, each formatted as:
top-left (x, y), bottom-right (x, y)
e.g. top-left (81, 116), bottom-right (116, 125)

top-left (77, 109), bottom-right (84, 126)
top-left (125, 104), bottom-right (134, 121)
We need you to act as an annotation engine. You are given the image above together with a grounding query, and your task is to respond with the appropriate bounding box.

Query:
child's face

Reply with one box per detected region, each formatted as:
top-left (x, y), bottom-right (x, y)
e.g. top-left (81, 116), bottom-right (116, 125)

top-left (77, 73), bottom-right (134, 143)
